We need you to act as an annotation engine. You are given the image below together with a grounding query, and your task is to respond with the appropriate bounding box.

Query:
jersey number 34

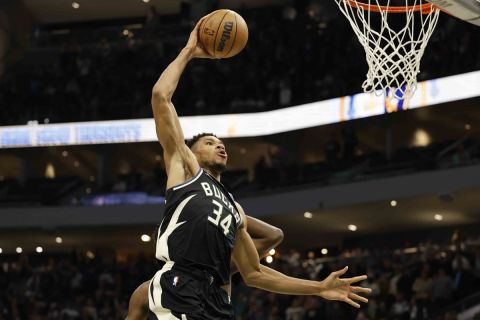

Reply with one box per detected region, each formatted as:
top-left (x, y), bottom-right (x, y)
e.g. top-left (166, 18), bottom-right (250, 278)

top-left (208, 199), bottom-right (233, 236)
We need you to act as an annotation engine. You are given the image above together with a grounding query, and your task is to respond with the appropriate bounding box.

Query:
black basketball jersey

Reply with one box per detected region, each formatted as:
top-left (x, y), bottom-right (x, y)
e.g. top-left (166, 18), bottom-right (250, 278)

top-left (155, 169), bottom-right (242, 286)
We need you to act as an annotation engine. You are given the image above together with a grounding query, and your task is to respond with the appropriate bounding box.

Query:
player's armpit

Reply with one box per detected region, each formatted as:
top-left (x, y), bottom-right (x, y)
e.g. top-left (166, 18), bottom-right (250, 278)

top-left (151, 102), bottom-right (199, 188)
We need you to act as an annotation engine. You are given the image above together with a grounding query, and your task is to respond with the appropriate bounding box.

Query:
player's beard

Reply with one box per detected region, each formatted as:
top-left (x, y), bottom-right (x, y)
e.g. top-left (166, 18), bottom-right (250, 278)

top-left (210, 161), bottom-right (227, 174)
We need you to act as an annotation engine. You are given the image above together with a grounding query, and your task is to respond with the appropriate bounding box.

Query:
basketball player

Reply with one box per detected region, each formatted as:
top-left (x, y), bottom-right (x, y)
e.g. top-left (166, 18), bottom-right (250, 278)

top-left (147, 17), bottom-right (371, 319)
top-left (127, 216), bottom-right (284, 320)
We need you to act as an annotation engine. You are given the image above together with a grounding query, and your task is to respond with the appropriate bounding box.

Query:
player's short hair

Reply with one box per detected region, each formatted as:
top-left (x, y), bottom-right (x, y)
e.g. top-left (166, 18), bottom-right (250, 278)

top-left (186, 133), bottom-right (218, 149)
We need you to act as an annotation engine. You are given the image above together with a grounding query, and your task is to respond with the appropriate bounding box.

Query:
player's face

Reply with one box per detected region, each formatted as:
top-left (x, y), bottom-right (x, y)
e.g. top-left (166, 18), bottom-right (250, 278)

top-left (193, 136), bottom-right (228, 172)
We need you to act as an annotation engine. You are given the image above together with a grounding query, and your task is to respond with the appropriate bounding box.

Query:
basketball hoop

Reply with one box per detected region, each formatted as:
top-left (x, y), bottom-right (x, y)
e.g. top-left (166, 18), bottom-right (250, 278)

top-left (335, 0), bottom-right (441, 99)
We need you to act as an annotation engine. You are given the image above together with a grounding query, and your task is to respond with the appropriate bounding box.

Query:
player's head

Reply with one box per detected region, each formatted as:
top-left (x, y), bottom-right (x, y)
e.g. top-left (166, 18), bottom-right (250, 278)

top-left (187, 133), bottom-right (227, 173)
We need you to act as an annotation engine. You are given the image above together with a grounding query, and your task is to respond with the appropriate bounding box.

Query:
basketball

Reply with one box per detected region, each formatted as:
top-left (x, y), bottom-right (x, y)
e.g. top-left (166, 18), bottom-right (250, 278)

top-left (199, 9), bottom-right (249, 59)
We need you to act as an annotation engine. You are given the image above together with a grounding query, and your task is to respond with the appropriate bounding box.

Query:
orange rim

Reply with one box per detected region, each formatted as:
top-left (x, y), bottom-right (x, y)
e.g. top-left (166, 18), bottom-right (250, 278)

top-left (345, 0), bottom-right (435, 14)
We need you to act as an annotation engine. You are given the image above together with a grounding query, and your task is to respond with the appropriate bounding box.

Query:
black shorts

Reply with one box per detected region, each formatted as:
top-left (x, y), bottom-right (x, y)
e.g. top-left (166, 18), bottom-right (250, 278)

top-left (148, 261), bottom-right (234, 320)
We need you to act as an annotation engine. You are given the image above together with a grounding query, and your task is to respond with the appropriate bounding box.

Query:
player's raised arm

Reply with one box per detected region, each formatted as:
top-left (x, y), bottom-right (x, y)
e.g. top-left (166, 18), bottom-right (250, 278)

top-left (232, 203), bottom-right (371, 308)
top-left (151, 17), bottom-right (211, 185)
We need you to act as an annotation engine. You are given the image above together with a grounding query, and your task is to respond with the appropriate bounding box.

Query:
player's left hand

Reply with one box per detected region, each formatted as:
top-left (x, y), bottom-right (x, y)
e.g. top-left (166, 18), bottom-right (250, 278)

top-left (318, 266), bottom-right (371, 308)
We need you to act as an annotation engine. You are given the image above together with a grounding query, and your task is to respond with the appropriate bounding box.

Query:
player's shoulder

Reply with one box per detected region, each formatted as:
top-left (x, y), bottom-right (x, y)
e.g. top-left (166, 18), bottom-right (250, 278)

top-left (166, 163), bottom-right (203, 192)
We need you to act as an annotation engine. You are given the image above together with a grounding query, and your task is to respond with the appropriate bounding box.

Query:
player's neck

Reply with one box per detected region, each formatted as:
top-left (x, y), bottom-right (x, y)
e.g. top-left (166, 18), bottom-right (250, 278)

top-left (204, 168), bottom-right (221, 182)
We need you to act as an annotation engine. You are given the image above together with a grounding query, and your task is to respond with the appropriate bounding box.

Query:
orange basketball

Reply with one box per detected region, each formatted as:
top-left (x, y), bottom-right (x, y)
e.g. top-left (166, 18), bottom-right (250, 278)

top-left (199, 9), bottom-right (249, 59)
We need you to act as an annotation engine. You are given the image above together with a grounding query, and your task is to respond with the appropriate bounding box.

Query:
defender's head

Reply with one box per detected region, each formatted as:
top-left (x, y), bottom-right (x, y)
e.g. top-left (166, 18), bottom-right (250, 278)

top-left (187, 133), bottom-right (227, 173)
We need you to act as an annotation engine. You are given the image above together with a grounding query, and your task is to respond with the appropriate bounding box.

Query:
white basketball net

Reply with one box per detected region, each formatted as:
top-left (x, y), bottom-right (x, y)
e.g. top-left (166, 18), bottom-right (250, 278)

top-left (334, 0), bottom-right (440, 99)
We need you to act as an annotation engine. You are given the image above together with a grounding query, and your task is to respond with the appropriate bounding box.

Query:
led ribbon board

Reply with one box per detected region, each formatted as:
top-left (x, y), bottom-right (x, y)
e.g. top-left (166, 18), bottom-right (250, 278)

top-left (0, 70), bottom-right (479, 148)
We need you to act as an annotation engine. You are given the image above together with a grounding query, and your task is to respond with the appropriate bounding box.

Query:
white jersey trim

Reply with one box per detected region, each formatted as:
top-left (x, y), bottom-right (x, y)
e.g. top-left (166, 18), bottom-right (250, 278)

top-left (148, 261), bottom-right (178, 319)
top-left (156, 194), bottom-right (195, 261)
top-left (171, 169), bottom-right (203, 191)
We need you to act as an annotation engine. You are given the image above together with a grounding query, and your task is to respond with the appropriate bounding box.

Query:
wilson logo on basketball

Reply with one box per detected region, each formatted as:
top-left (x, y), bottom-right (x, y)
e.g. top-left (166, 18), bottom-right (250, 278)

top-left (203, 28), bottom-right (215, 36)
top-left (217, 22), bottom-right (234, 52)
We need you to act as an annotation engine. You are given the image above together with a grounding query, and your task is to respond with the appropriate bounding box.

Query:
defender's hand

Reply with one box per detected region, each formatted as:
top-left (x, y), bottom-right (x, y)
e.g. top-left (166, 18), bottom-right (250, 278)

top-left (318, 266), bottom-right (371, 308)
top-left (184, 16), bottom-right (213, 59)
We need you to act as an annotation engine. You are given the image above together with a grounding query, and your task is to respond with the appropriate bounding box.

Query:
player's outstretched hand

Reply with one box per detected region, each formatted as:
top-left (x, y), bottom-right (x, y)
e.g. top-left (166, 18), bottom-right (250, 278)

top-left (318, 266), bottom-right (371, 308)
top-left (184, 16), bottom-right (214, 59)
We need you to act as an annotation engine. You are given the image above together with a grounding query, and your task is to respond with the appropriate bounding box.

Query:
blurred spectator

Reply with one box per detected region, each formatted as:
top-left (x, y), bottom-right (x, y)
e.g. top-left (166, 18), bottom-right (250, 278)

top-left (412, 264), bottom-right (432, 316)
top-left (255, 144), bottom-right (288, 189)
top-left (452, 253), bottom-right (471, 271)
top-left (413, 266), bottom-right (432, 300)
top-left (390, 293), bottom-right (410, 320)
top-left (146, 5), bottom-right (161, 28)
top-left (324, 134), bottom-right (341, 168)
top-left (341, 125), bottom-right (359, 164)
top-left (452, 254), bottom-right (476, 298)
top-left (475, 249), bottom-right (480, 277)
top-left (431, 268), bottom-right (454, 306)
top-left (285, 297), bottom-right (305, 320)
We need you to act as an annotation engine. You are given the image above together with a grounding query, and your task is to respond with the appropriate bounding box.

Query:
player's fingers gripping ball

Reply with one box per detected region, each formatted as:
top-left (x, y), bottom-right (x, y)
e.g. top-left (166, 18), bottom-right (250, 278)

top-left (199, 9), bottom-right (249, 59)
